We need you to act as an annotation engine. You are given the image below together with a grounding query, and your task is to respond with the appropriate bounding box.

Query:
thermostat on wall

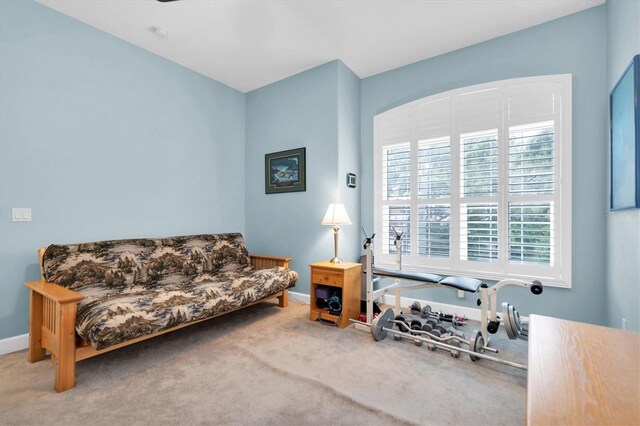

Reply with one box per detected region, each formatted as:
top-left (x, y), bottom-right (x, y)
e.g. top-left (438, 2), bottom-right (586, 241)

top-left (346, 173), bottom-right (357, 188)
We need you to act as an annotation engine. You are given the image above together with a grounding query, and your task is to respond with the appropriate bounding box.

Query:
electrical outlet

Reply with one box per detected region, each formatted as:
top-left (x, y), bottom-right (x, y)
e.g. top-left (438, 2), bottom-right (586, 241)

top-left (457, 290), bottom-right (464, 299)
top-left (622, 317), bottom-right (627, 330)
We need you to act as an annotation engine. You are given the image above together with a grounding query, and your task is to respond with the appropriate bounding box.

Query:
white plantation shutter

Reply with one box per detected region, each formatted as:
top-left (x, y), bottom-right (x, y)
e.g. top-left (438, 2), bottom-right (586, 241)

top-left (381, 143), bottom-right (411, 255)
top-left (378, 107), bottom-right (413, 255)
top-left (382, 205), bottom-right (411, 255)
top-left (509, 122), bottom-right (554, 196)
top-left (508, 121), bottom-right (555, 266)
top-left (418, 138), bottom-right (450, 199)
top-left (509, 202), bottom-right (553, 265)
top-left (460, 203), bottom-right (498, 262)
top-left (417, 138), bottom-right (451, 259)
top-left (374, 75), bottom-right (572, 287)
top-left (461, 132), bottom-right (499, 198)
top-left (419, 204), bottom-right (450, 258)
top-left (383, 143), bottom-right (411, 200)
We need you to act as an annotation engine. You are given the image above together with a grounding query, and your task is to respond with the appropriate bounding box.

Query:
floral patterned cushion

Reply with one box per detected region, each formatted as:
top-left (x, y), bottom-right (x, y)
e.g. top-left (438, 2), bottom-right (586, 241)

top-left (41, 233), bottom-right (298, 349)
top-left (74, 266), bottom-right (297, 349)
top-left (42, 233), bottom-right (252, 290)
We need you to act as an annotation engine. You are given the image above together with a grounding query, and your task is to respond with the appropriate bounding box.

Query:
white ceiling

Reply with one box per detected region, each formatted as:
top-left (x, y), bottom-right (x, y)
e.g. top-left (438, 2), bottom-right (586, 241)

top-left (38, 0), bottom-right (605, 93)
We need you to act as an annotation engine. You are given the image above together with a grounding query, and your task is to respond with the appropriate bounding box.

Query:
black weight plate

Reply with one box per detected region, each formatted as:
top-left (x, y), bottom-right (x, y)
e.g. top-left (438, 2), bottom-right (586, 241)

top-left (421, 323), bottom-right (433, 333)
top-left (410, 319), bottom-right (422, 330)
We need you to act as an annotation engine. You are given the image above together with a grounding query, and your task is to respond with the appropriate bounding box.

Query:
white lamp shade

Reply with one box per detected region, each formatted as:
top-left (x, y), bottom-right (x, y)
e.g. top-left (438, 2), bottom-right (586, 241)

top-left (321, 203), bottom-right (352, 226)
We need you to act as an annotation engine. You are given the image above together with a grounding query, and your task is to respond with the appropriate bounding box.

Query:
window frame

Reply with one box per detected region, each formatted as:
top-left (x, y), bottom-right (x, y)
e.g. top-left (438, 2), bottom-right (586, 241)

top-left (373, 75), bottom-right (572, 288)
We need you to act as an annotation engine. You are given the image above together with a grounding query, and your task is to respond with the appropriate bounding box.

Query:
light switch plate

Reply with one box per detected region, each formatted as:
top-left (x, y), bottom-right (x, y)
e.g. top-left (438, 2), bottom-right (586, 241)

top-left (12, 208), bottom-right (32, 222)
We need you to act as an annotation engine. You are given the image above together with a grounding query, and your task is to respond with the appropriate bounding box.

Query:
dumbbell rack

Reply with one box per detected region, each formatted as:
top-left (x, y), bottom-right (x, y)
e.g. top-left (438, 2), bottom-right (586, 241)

top-left (391, 312), bottom-right (469, 358)
top-left (355, 308), bottom-right (528, 370)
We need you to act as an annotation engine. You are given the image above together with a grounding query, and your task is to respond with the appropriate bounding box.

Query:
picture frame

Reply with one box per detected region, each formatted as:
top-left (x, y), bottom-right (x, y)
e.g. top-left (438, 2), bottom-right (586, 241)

top-left (265, 147), bottom-right (306, 194)
top-left (610, 54), bottom-right (640, 210)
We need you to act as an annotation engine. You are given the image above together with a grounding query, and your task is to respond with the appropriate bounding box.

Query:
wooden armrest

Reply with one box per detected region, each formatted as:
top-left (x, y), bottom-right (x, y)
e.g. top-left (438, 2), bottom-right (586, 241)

top-left (250, 254), bottom-right (293, 269)
top-left (250, 254), bottom-right (294, 262)
top-left (24, 281), bottom-right (84, 304)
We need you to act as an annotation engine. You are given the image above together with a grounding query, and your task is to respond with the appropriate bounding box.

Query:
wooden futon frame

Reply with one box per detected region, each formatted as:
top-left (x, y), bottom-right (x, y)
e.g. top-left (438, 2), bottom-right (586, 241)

top-left (25, 250), bottom-right (291, 392)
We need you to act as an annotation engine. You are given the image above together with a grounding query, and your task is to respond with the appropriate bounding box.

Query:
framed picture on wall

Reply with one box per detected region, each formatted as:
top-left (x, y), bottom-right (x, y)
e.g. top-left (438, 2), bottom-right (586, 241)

top-left (610, 54), bottom-right (640, 210)
top-left (265, 147), bottom-right (306, 194)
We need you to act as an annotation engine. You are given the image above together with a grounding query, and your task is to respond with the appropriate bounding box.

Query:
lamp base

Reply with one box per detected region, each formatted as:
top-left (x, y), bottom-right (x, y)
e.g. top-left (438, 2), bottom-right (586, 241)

top-left (329, 257), bottom-right (343, 263)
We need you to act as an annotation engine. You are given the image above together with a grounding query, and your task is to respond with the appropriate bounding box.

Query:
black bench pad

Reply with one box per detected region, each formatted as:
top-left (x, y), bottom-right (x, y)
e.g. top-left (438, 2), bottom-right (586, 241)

top-left (373, 267), bottom-right (442, 283)
top-left (371, 267), bottom-right (482, 293)
top-left (439, 276), bottom-right (482, 293)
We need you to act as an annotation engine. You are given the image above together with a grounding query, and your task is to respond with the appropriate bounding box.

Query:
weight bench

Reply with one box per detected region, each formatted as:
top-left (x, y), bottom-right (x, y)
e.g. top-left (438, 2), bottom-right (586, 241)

top-left (360, 229), bottom-right (542, 346)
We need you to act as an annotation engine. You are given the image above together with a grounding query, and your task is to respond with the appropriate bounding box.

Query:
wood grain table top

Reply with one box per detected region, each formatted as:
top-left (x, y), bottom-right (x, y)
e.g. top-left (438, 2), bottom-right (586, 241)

top-left (527, 314), bottom-right (640, 425)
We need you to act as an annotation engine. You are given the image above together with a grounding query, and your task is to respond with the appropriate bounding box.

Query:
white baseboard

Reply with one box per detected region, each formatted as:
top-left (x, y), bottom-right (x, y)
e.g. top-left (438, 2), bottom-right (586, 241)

top-left (289, 290), bottom-right (500, 323)
top-left (288, 291), bottom-right (310, 304)
top-left (288, 290), bottom-right (529, 328)
top-left (0, 333), bottom-right (29, 355)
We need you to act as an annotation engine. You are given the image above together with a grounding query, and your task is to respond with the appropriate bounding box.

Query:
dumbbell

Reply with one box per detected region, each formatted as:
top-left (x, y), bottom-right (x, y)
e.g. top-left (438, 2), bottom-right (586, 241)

top-left (421, 319), bottom-right (447, 340)
top-left (410, 319), bottom-right (424, 346)
top-left (433, 323), bottom-right (447, 336)
top-left (392, 313), bottom-right (423, 345)
top-left (393, 313), bottom-right (410, 340)
top-left (420, 318), bottom-right (438, 333)
top-left (410, 301), bottom-right (421, 315)
top-left (420, 305), bottom-right (432, 318)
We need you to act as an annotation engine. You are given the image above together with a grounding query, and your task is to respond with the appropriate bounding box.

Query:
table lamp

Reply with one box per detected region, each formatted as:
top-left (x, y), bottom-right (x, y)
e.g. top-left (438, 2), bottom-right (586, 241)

top-left (321, 203), bottom-right (352, 263)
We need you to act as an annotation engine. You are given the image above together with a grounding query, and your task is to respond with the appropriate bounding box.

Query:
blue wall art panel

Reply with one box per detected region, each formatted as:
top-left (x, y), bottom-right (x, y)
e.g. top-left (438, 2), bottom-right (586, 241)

top-left (610, 54), bottom-right (640, 210)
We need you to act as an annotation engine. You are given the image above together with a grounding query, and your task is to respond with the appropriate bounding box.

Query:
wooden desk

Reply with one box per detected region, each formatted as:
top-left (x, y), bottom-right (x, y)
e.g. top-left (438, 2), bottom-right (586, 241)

top-left (527, 315), bottom-right (640, 425)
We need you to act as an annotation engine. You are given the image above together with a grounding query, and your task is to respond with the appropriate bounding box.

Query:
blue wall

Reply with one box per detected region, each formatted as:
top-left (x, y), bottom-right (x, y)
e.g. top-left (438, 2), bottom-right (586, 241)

top-left (359, 6), bottom-right (609, 325)
top-left (1, 1), bottom-right (630, 341)
top-left (605, 0), bottom-right (640, 332)
top-left (245, 60), bottom-right (361, 295)
top-left (337, 61), bottom-right (362, 265)
top-left (0, 1), bottom-right (246, 340)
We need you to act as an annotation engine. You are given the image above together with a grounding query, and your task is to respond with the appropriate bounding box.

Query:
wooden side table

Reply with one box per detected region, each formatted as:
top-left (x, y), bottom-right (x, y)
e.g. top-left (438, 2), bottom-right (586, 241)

top-left (309, 261), bottom-right (361, 328)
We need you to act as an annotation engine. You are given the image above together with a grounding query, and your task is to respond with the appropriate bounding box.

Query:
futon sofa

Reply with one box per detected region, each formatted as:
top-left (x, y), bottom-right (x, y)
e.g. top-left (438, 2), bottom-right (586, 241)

top-left (25, 233), bottom-right (297, 392)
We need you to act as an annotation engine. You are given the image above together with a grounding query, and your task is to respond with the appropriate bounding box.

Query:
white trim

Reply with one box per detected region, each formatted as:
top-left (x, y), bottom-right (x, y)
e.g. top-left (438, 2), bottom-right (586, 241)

top-left (288, 291), bottom-right (310, 304)
top-left (0, 333), bottom-right (29, 355)
top-left (381, 294), bottom-right (528, 324)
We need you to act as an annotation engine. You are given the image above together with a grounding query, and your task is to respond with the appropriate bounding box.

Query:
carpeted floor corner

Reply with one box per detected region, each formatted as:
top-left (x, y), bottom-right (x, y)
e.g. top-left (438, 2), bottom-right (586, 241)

top-left (0, 301), bottom-right (528, 425)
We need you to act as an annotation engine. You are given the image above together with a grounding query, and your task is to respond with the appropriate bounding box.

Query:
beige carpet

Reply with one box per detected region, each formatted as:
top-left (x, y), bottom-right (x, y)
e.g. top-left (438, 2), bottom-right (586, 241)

top-left (0, 301), bottom-right (527, 425)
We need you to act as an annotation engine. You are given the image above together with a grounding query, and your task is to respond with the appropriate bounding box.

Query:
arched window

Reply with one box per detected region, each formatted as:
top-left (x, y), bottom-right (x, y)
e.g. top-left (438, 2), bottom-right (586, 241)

top-left (374, 75), bottom-right (572, 287)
